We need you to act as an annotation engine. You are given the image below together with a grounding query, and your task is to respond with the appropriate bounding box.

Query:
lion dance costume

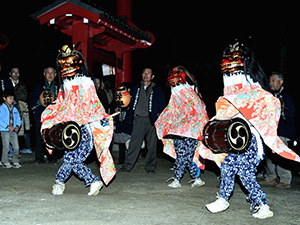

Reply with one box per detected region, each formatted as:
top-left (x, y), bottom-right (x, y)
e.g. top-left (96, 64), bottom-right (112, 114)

top-left (199, 43), bottom-right (300, 219)
top-left (41, 45), bottom-right (115, 195)
top-left (155, 66), bottom-right (208, 188)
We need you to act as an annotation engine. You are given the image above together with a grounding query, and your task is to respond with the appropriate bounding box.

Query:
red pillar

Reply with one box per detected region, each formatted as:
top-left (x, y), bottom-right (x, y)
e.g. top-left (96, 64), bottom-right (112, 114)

top-left (117, 0), bottom-right (132, 19)
top-left (116, 0), bottom-right (132, 88)
top-left (71, 17), bottom-right (92, 69)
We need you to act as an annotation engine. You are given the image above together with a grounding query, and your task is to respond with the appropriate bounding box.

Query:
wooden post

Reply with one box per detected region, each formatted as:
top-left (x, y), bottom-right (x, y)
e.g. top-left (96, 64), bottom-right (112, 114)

top-left (71, 17), bottom-right (91, 69)
top-left (116, 0), bottom-right (132, 88)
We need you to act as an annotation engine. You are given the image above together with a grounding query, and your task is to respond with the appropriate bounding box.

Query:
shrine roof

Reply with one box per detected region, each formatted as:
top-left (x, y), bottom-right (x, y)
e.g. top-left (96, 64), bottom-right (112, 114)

top-left (32, 0), bottom-right (154, 45)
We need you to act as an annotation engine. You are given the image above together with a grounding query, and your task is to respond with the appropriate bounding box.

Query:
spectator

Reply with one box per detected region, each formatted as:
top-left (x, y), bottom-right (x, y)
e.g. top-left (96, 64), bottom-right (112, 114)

top-left (113, 82), bottom-right (132, 164)
top-left (120, 68), bottom-right (166, 173)
top-left (0, 91), bottom-right (22, 168)
top-left (260, 72), bottom-right (296, 188)
top-left (103, 79), bottom-right (113, 104)
top-left (94, 77), bottom-right (109, 113)
top-left (3, 67), bottom-right (31, 153)
top-left (30, 67), bottom-right (59, 164)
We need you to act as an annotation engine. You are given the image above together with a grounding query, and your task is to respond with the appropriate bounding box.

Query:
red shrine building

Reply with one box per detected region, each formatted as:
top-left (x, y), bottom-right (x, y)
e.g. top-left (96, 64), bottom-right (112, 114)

top-left (32, 0), bottom-right (154, 88)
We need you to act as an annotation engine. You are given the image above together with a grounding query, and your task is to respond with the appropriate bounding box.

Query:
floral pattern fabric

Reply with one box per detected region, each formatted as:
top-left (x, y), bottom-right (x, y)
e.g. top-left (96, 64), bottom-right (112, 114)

top-left (155, 84), bottom-right (208, 170)
top-left (56, 124), bottom-right (97, 185)
top-left (219, 133), bottom-right (266, 207)
top-left (41, 76), bottom-right (115, 185)
top-left (173, 138), bottom-right (201, 181)
top-left (41, 76), bottom-right (107, 127)
top-left (198, 84), bottom-right (300, 165)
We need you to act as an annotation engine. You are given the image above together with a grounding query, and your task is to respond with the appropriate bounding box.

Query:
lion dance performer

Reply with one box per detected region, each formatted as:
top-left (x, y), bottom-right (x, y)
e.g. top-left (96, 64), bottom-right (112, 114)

top-left (155, 66), bottom-right (209, 188)
top-left (41, 45), bottom-right (115, 195)
top-left (199, 43), bottom-right (300, 219)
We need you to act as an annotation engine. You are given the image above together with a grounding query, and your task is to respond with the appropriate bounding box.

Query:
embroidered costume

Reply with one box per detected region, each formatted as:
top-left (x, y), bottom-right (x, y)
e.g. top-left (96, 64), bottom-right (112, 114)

top-left (201, 43), bottom-right (300, 219)
top-left (155, 66), bottom-right (208, 188)
top-left (41, 45), bottom-right (115, 195)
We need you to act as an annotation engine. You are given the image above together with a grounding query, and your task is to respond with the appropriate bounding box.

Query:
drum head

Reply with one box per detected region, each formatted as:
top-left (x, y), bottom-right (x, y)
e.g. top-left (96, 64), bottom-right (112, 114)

top-left (202, 119), bottom-right (231, 154)
top-left (227, 118), bottom-right (251, 154)
top-left (62, 122), bottom-right (81, 151)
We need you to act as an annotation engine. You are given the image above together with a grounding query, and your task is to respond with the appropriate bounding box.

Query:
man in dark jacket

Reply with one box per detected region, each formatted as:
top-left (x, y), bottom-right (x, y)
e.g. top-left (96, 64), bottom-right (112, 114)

top-left (30, 67), bottom-right (59, 164)
top-left (3, 67), bottom-right (28, 104)
top-left (3, 67), bottom-right (31, 153)
top-left (120, 68), bottom-right (166, 173)
top-left (261, 72), bottom-right (296, 188)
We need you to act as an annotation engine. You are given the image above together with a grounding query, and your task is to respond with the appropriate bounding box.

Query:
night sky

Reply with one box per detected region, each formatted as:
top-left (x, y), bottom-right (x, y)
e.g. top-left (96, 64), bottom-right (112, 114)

top-left (0, 1), bottom-right (295, 134)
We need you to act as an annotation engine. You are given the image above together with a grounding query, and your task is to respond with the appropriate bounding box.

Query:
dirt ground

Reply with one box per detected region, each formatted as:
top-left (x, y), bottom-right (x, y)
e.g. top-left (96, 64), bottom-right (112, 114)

top-left (1, 151), bottom-right (300, 225)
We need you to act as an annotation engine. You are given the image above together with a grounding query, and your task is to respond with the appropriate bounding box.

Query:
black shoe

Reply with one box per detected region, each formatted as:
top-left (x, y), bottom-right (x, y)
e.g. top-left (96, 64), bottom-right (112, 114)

top-left (118, 167), bottom-right (130, 173)
top-left (146, 169), bottom-right (155, 174)
top-left (35, 160), bottom-right (44, 165)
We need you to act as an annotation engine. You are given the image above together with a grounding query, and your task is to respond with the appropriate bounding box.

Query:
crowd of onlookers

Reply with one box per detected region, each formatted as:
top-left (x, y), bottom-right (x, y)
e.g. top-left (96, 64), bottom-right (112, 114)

top-left (0, 64), bottom-right (115, 168)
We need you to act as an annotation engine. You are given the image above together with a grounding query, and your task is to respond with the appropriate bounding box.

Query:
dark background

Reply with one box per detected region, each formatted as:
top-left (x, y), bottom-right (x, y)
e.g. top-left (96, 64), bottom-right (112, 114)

top-left (0, 1), bottom-right (294, 136)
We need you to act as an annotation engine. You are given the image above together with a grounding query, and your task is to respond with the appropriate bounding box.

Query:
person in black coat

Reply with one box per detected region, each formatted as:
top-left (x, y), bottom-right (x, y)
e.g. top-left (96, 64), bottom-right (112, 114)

top-left (261, 72), bottom-right (296, 188)
top-left (112, 82), bottom-right (133, 164)
top-left (120, 68), bottom-right (166, 173)
top-left (30, 67), bottom-right (59, 164)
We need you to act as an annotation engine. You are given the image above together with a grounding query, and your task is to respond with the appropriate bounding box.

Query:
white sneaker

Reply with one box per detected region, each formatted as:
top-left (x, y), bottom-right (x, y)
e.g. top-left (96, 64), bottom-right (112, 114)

top-left (12, 162), bottom-right (22, 168)
top-left (252, 204), bottom-right (273, 219)
top-left (206, 196), bottom-right (230, 213)
top-left (166, 177), bottom-right (181, 188)
top-left (88, 180), bottom-right (103, 196)
top-left (52, 180), bottom-right (65, 195)
top-left (3, 162), bottom-right (12, 168)
top-left (189, 178), bottom-right (205, 187)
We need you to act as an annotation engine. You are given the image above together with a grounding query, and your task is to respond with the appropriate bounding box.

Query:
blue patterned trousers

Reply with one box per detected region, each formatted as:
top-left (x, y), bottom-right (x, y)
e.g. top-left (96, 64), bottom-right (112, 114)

top-left (219, 133), bottom-right (266, 207)
top-left (56, 124), bottom-right (98, 185)
top-left (173, 138), bottom-right (200, 181)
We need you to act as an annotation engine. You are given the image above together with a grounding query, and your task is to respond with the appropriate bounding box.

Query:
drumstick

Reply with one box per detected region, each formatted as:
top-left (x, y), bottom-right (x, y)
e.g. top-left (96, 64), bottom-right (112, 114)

top-left (103, 112), bottom-right (120, 120)
top-left (99, 112), bottom-right (120, 126)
